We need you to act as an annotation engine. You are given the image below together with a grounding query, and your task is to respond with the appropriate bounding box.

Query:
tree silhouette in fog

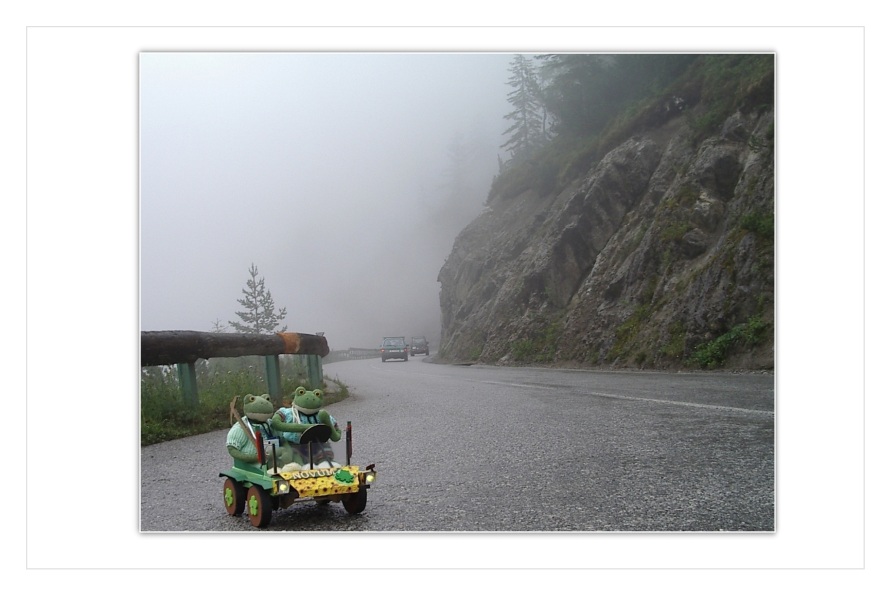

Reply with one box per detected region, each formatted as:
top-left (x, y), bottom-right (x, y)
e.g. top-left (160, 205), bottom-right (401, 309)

top-left (501, 54), bottom-right (548, 163)
top-left (229, 263), bottom-right (288, 334)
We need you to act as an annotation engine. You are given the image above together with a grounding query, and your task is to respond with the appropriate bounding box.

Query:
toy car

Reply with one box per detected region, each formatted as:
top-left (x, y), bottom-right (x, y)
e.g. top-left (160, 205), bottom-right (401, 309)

top-left (220, 422), bottom-right (377, 528)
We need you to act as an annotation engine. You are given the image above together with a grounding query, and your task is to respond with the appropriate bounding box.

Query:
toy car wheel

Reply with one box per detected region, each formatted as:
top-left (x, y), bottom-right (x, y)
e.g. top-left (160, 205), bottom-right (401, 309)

top-left (342, 487), bottom-right (368, 514)
top-left (223, 477), bottom-right (246, 516)
top-left (246, 485), bottom-right (273, 528)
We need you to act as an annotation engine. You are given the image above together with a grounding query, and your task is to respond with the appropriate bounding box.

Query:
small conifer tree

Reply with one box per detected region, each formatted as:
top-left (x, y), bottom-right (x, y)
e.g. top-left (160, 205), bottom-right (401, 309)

top-left (229, 263), bottom-right (288, 334)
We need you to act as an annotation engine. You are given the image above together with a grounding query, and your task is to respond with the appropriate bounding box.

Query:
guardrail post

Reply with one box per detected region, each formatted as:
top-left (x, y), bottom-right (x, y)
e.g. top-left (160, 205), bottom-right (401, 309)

top-left (264, 354), bottom-right (282, 403)
top-left (307, 354), bottom-right (323, 390)
top-left (176, 362), bottom-right (199, 405)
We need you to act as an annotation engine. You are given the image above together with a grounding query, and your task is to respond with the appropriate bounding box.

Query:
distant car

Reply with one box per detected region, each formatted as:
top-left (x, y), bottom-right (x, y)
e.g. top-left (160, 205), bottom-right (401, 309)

top-left (410, 336), bottom-right (429, 356)
top-left (380, 337), bottom-right (409, 362)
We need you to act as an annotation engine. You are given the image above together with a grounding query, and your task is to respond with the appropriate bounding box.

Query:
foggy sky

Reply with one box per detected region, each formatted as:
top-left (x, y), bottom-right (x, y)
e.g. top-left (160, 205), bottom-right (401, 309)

top-left (139, 52), bottom-right (514, 350)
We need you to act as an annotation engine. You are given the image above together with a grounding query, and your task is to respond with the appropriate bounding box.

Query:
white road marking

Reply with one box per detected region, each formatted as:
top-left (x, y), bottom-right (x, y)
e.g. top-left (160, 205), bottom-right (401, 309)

top-left (480, 380), bottom-right (773, 415)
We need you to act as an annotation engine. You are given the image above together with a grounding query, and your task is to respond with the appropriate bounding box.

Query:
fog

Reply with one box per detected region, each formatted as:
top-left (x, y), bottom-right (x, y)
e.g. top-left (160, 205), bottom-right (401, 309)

top-left (140, 52), bottom-right (514, 350)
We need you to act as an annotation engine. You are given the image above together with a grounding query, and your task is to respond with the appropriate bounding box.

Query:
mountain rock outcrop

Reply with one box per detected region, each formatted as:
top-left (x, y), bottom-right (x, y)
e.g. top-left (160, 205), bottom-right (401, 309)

top-left (437, 85), bottom-right (774, 370)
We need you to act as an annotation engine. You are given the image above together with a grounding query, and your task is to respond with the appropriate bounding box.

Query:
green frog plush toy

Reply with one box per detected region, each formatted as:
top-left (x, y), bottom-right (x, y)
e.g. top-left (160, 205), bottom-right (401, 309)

top-left (226, 393), bottom-right (295, 470)
top-left (271, 386), bottom-right (341, 469)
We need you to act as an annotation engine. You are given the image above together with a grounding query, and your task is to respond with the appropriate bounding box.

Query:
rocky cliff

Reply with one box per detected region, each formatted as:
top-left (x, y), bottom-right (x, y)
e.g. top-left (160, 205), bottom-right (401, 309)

top-left (437, 62), bottom-right (774, 370)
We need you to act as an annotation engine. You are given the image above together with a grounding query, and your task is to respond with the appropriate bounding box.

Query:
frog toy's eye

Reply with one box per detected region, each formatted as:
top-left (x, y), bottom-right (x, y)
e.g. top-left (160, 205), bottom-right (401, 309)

top-left (247, 395), bottom-right (256, 402)
top-left (313, 389), bottom-right (323, 398)
top-left (296, 387), bottom-right (306, 396)
top-left (261, 394), bottom-right (272, 402)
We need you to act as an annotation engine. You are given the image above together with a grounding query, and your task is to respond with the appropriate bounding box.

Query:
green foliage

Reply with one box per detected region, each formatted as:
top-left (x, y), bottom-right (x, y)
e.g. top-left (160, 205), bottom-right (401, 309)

top-left (688, 54), bottom-right (774, 144)
top-left (140, 370), bottom-right (209, 444)
top-left (141, 368), bottom-right (226, 445)
top-left (553, 135), bottom-right (601, 190)
top-left (488, 141), bottom-right (563, 201)
top-left (510, 339), bottom-right (537, 361)
top-left (594, 90), bottom-right (690, 158)
top-left (141, 361), bottom-right (348, 446)
top-left (660, 221), bottom-right (692, 242)
top-left (491, 133), bottom-right (595, 201)
top-left (689, 104), bottom-right (730, 143)
top-left (488, 157), bottom-right (533, 201)
top-left (740, 210), bottom-right (774, 239)
top-left (229, 263), bottom-right (288, 334)
top-left (660, 322), bottom-right (687, 360)
top-left (608, 304), bottom-right (652, 361)
top-left (672, 184), bottom-right (700, 208)
top-left (537, 54), bottom-right (696, 139)
top-left (510, 320), bottom-right (562, 363)
top-left (688, 316), bottom-right (770, 369)
top-left (490, 54), bottom-right (773, 204)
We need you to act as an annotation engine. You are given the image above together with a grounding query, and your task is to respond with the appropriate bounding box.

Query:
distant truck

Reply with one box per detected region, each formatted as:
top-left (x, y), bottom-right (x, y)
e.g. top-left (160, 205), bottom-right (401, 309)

top-left (410, 336), bottom-right (429, 356)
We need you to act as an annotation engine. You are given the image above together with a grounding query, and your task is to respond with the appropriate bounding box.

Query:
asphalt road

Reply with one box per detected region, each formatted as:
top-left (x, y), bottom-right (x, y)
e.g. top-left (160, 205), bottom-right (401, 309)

top-left (140, 357), bottom-right (774, 532)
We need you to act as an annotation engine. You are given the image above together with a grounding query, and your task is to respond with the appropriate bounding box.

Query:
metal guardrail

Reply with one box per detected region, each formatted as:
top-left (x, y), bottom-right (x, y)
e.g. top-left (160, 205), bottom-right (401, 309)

top-left (324, 348), bottom-right (381, 363)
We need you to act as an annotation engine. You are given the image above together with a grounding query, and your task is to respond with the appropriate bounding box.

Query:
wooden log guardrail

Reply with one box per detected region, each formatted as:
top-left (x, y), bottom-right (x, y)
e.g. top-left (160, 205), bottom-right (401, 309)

top-left (141, 330), bottom-right (330, 404)
top-left (141, 330), bottom-right (330, 366)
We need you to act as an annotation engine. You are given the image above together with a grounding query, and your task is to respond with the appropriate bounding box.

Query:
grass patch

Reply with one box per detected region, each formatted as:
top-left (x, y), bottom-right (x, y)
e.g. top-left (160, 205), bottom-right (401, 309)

top-left (740, 209), bottom-right (774, 239)
top-left (608, 304), bottom-right (652, 361)
top-left (659, 322), bottom-right (687, 360)
top-left (511, 339), bottom-right (537, 361)
top-left (141, 360), bottom-right (349, 446)
top-left (488, 145), bottom-right (562, 201)
top-left (659, 221), bottom-right (691, 243)
top-left (510, 320), bottom-right (563, 363)
top-left (688, 315), bottom-right (770, 369)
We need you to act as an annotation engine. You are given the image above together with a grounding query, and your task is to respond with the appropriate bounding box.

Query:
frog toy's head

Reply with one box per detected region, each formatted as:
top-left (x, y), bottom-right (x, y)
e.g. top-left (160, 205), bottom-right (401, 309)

top-left (243, 393), bottom-right (275, 422)
top-left (291, 386), bottom-right (324, 415)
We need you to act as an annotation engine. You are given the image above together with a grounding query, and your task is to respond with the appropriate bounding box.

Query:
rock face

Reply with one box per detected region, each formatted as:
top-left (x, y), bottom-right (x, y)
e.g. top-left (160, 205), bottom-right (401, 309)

top-left (437, 101), bottom-right (774, 370)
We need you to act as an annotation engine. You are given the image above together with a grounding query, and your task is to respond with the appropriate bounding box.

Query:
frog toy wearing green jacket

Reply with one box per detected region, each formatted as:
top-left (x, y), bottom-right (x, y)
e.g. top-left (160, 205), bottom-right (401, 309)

top-left (271, 386), bottom-right (341, 469)
top-left (225, 393), bottom-right (297, 471)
